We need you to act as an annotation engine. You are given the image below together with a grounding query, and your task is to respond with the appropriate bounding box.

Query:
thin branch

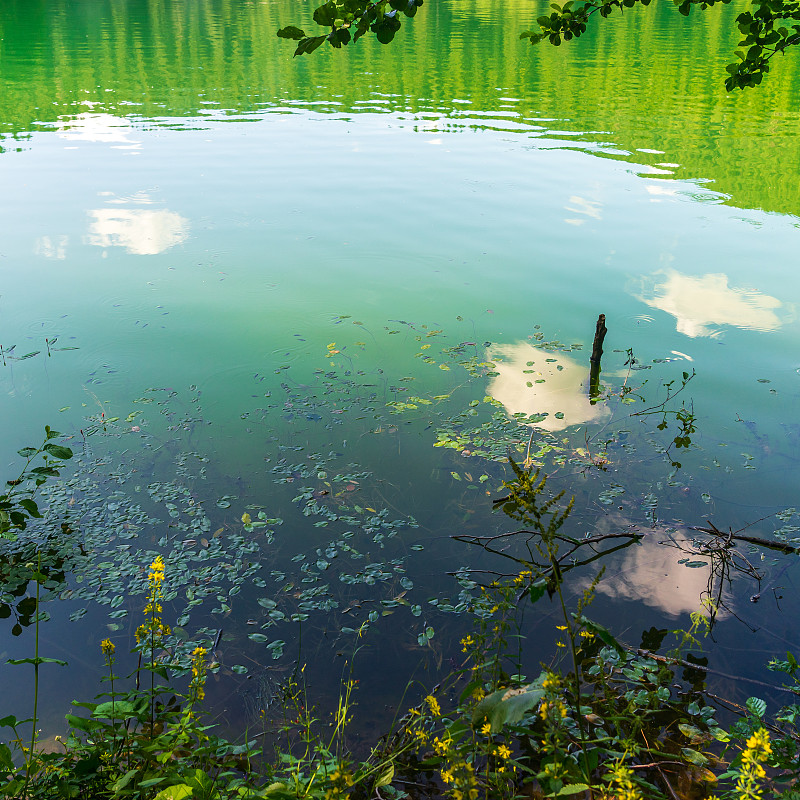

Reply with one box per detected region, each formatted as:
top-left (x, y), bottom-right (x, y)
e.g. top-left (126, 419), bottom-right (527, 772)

top-left (634, 648), bottom-right (798, 695)
top-left (692, 520), bottom-right (800, 555)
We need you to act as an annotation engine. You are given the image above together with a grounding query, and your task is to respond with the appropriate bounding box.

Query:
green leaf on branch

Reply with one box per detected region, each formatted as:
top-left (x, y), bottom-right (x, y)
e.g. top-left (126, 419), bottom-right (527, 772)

top-left (277, 26), bottom-right (307, 40)
top-left (313, 1), bottom-right (339, 27)
top-left (43, 443), bottom-right (73, 460)
top-left (17, 499), bottom-right (41, 517)
top-left (576, 615), bottom-right (626, 659)
top-left (295, 35), bottom-right (328, 55)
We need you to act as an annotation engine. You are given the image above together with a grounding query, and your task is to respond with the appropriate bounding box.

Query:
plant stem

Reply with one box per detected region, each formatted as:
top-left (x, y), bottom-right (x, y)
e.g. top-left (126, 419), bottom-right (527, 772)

top-left (551, 551), bottom-right (593, 794)
top-left (23, 553), bottom-right (42, 799)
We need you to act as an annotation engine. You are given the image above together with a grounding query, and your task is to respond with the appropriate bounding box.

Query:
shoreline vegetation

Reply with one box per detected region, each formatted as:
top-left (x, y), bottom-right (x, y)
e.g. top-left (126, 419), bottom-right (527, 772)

top-left (2, 431), bottom-right (799, 799)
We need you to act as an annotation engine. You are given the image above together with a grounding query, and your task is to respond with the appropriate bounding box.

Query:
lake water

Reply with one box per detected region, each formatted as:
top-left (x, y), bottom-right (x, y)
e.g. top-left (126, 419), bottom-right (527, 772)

top-left (2, 0), bottom-right (800, 740)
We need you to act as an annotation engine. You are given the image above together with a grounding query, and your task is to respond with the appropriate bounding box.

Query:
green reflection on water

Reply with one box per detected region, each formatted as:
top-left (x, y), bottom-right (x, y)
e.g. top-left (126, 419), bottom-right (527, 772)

top-left (1, 0), bottom-right (800, 214)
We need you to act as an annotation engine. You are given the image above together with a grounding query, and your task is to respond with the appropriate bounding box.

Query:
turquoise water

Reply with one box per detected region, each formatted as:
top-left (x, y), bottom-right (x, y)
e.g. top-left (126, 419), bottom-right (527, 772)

top-left (1, 0), bottom-right (800, 737)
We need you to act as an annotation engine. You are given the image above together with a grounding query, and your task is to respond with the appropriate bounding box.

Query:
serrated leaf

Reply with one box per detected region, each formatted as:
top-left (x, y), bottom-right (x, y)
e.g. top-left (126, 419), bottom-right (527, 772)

top-left (746, 697), bottom-right (767, 718)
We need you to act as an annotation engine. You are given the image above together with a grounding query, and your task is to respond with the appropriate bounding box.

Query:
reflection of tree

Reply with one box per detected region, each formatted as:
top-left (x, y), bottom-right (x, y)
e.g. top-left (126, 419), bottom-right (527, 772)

top-left (459, 502), bottom-right (797, 630)
top-left (486, 343), bottom-right (610, 432)
top-left (3, 0), bottom-right (800, 217)
top-left (637, 270), bottom-right (783, 337)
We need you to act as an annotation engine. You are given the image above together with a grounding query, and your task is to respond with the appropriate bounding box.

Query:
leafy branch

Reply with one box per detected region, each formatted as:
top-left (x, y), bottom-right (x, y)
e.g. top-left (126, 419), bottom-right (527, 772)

top-left (279, 0), bottom-right (800, 90)
top-left (0, 426), bottom-right (73, 540)
top-left (520, 0), bottom-right (800, 90)
top-left (277, 0), bottom-right (424, 56)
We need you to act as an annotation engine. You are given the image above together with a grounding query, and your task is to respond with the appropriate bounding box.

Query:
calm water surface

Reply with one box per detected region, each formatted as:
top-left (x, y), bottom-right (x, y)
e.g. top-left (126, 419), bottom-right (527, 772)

top-left (1, 0), bottom-right (800, 738)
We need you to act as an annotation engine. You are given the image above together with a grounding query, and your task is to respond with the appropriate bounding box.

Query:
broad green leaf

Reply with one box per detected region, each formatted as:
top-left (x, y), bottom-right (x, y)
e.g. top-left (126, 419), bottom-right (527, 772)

top-left (681, 747), bottom-right (708, 765)
top-left (65, 714), bottom-right (97, 732)
top-left (576, 615), bottom-right (626, 659)
top-left (7, 657), bottom-right (68, 667)
top-left (558, 785), bottom-right (590, 796)
top-left (374, 763), bottom-right (395, 788)
top-left (277, 25), bottom-right (306, 39)
top-left (43, 443), bottom-right (73, 460)
top-left (472, 674), bottom-right (546, 732)
top-left (112, 769), bottom-right (139, 793)
top-left (93, 701), bottom-right (139, 718)
top-left (17, 499), bottom-right (41, 517)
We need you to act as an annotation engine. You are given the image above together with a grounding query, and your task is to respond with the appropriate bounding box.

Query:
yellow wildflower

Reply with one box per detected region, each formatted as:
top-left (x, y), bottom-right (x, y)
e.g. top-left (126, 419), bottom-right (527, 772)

top-left (148, 555), bottom-right (165, 585)
top-left (100, 638), bottom-right (115, 657)
top-left (735, 728), bottom-right (771, 799)
top-left (542, 672), bottom-right (560, 690)
top-left (605, 761), bottom-right (643, 800)
top-left (135, 555), bottom-right (171, 647)
top-left (433, 736), bottom-right (449, 756)
top-left (480, 722), bottom-right (492, 736)
top-left (496, 744), bottom-right (512, 760)
top-left (325, 766), bottom-right (354, 799)
top-left (426, 695), bottom-right (441, 716)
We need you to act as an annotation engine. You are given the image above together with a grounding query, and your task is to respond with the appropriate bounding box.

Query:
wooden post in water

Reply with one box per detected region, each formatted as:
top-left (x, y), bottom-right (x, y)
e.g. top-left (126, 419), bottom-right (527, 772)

top-left (589, 314), bottom-right (607, 402)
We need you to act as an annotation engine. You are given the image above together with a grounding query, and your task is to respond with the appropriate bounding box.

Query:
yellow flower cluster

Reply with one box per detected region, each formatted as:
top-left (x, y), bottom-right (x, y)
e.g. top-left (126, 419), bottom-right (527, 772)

top-left (433, 736), bottom-right (450, 757)
top-left (512, 569), bottom-right (533, 586)
top-left (149, 555), bottom-right (165, 585)
top-left (603, 761), bottom-right (643, 800)
top-left (324, 766), bottom-right (354, 799)
top-left (541, 672), bottom-right (560, 691)
top-left (426, 695), bottom-right (441, 717)
top-left (135, 556), bottom-right (171, 647)
top-left (100, 638), bottom-right (115, 658)
top-left (460, 634), bottom-right (475, 653)
top-left (431, 732), bottom-right (478, 800)
top-left (190, 646), bottom-right (208, 703)
top-left (539, 699), bottom-right (567, 721)
top-left (735, 728), bottom-right (772, 800)
top-left (495, 744), bottom-right (512, 760)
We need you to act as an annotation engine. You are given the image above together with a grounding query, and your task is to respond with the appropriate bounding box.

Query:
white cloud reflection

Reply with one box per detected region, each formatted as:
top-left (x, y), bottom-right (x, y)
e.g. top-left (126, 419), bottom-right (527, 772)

top-left (637, 270), bottom-right (783, 337)
top-left (56, 113), bottom-right (141, 148)
top-left (591, 519), bottom-right (726, 618)
top-left (35, 235), bottom-right (69, 260)
top-left (87, 194), bottom-right (189, 255)
top-left (486, 342), bottom-right (610, 432)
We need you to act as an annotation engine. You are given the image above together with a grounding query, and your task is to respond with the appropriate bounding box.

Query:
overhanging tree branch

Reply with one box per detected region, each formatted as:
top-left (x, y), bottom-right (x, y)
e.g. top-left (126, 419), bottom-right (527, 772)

top-left (278, 0), bottom-right (800, 90)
